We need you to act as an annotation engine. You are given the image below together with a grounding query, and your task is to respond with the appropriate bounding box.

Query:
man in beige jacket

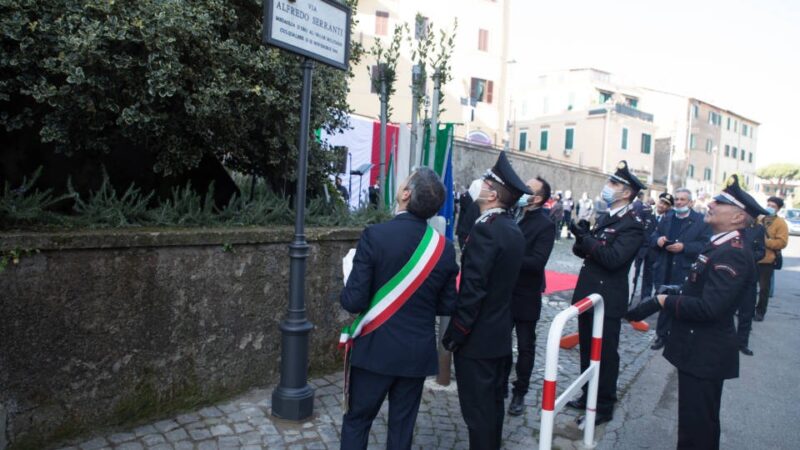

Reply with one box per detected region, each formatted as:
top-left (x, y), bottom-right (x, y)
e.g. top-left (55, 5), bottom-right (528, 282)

top-left (755, 196), bottom-right (789, 321)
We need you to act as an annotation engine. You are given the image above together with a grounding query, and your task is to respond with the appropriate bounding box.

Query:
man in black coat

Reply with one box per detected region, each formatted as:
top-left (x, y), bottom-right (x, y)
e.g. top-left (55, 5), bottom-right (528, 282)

top-left (627, 174), bottom-right (768, 449)
top-left (340, 168), bottom-right (459, 450)
top-left (443, 151), bottom-right (531, 450)
top-left (506, 176), bottom-right (556, 416)
top-left (649, 188), bottom-right (712, 350)
top-left (566, 160), bottom-right (646, 425)
top-left (737, 221), bottom-right (765, 355)
top-left (641, 193), bottom-right (674, 300)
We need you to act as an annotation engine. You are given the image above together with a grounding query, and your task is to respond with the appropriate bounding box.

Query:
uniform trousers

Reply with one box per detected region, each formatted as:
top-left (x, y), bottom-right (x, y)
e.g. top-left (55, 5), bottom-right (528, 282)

top-left (677, 370), bottom-right (723, 450)
top-left (454, 354), bottom-right (509, 450)
top-left (340, 366), bottom-right (425, 450)
top-left (756, 264), bottom-right (774, 317)
top-left (577, 315), bottom-right (621, 416)
top-left (640, 254), bottom-right (656, 300)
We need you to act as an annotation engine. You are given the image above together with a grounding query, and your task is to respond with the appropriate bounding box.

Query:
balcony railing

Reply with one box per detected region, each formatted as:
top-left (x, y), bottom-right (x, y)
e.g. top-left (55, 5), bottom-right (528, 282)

top-left (589, 103), bottom-right (654, 122)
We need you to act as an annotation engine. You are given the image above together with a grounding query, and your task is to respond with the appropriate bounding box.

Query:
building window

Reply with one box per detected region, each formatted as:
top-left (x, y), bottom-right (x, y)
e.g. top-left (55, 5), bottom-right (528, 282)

top-left (734, 120), bottom-right (738, 132)
top-left (722, 171), bottom-right (727, 182)
top-left (621, 128), bottom-right (628, 150)
top-left (519, 130), bottom-right (528, 151)
top-left (599, 90), bottom-right (613, 104)
top-left (707, 111), bottom-right (721, 126)
top-left (691, 104), bottom-right (699, 118)
top-left (727, 117), bottom-right (731, 130)
top-left (741, 149), bottom-right (746, 161)
top-left (565, 127), bottom-right (575, 151)
top-left (414, 16), bottom-right (429, 40)
top-left (478, 29), bottom-right (489, 51)
top-left (688, 164), bottom-right (695, 178)
top-left (375, 11), bottom-right (389, 36)
top-left (705, 139), bottom-right (713, 153)
top-left (749, 152), bottom-right (753, 163)
top-left (703, 168), bottom-right (712, 181)
top-left (626, 97), bottom-right (638, 109)
top-left (732, 147), bottom-right (738, 158)
top-left (690, 134), bottom-right (697, 149)
top-left (742, 123), bottom-right (749, 136)
top-left (724, 144), bottom-right (730, 157)
top-left (470, 77), bottom-right (493, 103)
top-left (540, 129), bottom-right (549, 151)
top-left (641, 133), bottom-right (652, 154)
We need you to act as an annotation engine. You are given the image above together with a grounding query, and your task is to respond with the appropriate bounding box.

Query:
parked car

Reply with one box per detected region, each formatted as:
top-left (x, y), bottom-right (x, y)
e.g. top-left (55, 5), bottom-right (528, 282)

top-left (785, 208), bottom-right (800, 236)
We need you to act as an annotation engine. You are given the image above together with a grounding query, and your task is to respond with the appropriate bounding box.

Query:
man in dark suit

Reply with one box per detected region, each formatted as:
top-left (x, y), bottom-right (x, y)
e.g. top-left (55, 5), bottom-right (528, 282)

top-left (649, 188), bottom-right (712, 350)
top-left (566, 160), bottom-right (646, 425)
top-left (630, 191), bottom-right (655, 302)
top-left (627, 174), bottom-right (768, 449)
top-left (737, 220), bottom-right (765, 355)
top-left (640, 193), bottom-right (674, 300)
top-left (339, 167), bottom-right (459, 450)
top-left (442, 151), bottom-right (532, 450)
top-left (506, 176), bottom-right (555, 416)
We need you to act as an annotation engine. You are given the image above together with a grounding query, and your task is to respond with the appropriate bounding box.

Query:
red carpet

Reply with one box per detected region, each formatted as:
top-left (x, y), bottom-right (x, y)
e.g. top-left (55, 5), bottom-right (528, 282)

top-left (544, 270), bottom-right (579, 294)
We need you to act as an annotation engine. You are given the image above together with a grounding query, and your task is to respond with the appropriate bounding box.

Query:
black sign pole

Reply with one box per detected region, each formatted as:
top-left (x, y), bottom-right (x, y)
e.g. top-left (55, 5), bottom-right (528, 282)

top-left (272, 58), bottom-right (315, 421)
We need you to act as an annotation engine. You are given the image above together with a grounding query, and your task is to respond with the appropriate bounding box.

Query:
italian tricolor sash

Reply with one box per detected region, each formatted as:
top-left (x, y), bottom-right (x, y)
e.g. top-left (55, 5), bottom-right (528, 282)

top-left (339, 225), bottom-right (445, 348)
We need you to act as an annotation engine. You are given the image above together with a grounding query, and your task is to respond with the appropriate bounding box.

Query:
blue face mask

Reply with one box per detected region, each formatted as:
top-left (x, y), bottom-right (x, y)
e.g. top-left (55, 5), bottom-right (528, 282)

top-left (674, 206), bottom-right (690, 214)
top-left (601, 185), bottom-right (617, 206)
top-left (765, 206), bottom-right (776, 216)
top-left (517, 194), bottom-right (531, 208)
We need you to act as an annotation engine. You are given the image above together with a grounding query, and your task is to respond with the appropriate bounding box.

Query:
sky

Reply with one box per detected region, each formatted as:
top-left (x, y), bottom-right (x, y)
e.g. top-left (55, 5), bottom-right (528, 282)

top-left (510, 0), bottom-right (799, 168)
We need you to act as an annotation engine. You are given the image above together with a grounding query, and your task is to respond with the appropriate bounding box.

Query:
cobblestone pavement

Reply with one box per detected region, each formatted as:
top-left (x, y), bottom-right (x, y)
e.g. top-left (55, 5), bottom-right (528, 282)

top-left (58, 239), bottom-right (657, 450)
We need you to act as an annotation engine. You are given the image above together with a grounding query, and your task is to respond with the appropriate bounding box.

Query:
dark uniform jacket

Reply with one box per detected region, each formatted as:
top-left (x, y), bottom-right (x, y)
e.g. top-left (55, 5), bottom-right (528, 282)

top-left (341, 213), bottom-right (459, 378)
top-left (449, 209), bottom-right (525, 359)
top-left (662, 230), bottom-right (755, 380)
top-left (571, 206), bottom-right (645, 318)
top-left (650, 210), bottom-right (712, 287)
top-left (511, 208), bottom-right (555, 322)
top-left (632, 200), bottom-right (655, 259)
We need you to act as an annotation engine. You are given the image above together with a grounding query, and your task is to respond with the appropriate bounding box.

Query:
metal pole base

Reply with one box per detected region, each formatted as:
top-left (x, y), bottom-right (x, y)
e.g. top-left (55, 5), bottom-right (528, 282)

top-left (271, 384), bottom-right (314, 420)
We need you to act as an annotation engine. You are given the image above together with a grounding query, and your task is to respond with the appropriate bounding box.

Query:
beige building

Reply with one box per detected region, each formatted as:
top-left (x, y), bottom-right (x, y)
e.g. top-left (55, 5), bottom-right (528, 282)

top-left (513, 69), bottom-right (658, 186)
top-left (642, 89), bottom-right (760, 194)
top-left (347, 0), bottom-right (513, 145)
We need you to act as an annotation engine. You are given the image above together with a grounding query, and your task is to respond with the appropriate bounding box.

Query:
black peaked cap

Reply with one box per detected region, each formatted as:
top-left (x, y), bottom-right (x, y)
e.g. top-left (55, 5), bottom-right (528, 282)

top-left (609, 160), bottom-right (647, 193)
top-left (659, 192), bottom-right (675, 206)
top-left (484, 151), bottom-right (533, 198)
top-left (714, 174), bottom-right (770, 218)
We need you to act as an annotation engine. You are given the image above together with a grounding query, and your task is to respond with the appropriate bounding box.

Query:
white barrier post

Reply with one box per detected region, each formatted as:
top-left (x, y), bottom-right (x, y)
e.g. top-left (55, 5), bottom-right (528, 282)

top-left (539, 293), bottom-right (604, 450)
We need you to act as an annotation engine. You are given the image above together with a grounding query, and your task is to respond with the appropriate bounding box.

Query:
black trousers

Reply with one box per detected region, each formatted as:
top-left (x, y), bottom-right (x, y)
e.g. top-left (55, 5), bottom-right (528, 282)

top-left (341, 366), bottom-right (425, 450)
top-left (677, 371), bottom-right (723, 450)
top-left (736, 281), bottom-right (757, 347)
top-left (756, 264), bottom-right (774, 317)
top-left (577, 315), bottom-right (621, 416)
top-left (504, 320), bottom-right (538, 397)
top-left (640, 254), bottom-right (655, 301)
top-left (454, 354), bottom-right (509, 450)
top-left (563, 211), bottom-right (573, 237)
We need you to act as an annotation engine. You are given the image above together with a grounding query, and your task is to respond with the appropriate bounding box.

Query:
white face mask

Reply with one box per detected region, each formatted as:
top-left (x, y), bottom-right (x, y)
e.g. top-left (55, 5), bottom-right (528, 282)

top-left (468, 179), bottom-right (483, 201)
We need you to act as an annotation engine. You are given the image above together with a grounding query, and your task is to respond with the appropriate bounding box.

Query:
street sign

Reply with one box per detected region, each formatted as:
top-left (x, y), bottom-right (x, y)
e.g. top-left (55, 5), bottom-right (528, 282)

top-left (263, 0), bottom-right (351, 71)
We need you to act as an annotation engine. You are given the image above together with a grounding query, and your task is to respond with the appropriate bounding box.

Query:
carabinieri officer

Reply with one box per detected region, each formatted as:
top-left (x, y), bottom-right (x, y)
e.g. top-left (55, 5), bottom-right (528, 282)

top-left (566, 160), bottom-right (646, 425)
top-left (627, 174), bottom-right (768, 449)
top-left (443, 151), bottom-right (532, 450)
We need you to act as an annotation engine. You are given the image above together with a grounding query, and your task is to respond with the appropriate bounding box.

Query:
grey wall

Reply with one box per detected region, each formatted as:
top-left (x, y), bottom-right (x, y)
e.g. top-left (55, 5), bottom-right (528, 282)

top-left (0, 228), bottom-right (360, 448)
top-left (452, 140), bottom-right (609, 199)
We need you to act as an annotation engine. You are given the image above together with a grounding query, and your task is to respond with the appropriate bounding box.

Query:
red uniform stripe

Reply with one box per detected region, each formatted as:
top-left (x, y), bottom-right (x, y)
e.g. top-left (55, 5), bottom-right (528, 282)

top-left (574, 297), bottom-right (594, 314)
top-left (360, 237), bottom-right (445, 336)
top-left (542, 380), bottom-right (557, 411)
top-left (591, 337), bottom-right (603, 361)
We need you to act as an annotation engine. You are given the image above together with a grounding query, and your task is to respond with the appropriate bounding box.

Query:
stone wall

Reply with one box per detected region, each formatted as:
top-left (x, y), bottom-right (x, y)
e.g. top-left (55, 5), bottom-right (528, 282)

top-left (452, 140), bottom-right (609, 198)
top-left (0, 228), bottom-right (360, 449)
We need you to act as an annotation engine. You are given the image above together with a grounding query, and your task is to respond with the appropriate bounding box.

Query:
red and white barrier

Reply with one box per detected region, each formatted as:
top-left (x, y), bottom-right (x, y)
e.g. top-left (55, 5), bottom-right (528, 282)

top-left (539, 293), bottom-right (604, 450)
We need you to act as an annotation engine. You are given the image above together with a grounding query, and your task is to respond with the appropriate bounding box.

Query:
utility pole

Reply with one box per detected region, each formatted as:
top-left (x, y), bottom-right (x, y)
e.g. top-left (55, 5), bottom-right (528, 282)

top-left (410, 64), bottom-right (425, 169)
top-left (427, 69), bottom-right (441, 168)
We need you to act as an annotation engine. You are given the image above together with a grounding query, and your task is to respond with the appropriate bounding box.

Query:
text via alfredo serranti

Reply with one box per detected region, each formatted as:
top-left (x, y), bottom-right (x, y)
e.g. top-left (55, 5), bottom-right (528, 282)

top-left (275, 1), bottom-right (344, 55)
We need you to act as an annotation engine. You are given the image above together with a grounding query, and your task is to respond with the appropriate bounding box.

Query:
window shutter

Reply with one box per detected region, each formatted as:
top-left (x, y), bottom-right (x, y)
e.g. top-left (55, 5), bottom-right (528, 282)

top-left (486, 80), bottom-right (494, 104)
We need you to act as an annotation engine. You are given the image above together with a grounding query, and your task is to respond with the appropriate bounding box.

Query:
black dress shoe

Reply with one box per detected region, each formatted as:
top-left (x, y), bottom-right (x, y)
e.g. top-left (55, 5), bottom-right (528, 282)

top-left (754, 314), bottom-right (764, 322)
top-left (566, 398), bottom-right (586, 410)
top-left (651, 337), bottom-right (665, 350)
top-left (740, 346), bottom-right (754, 356)
top-left (508, 394), bottom-right (525, 416)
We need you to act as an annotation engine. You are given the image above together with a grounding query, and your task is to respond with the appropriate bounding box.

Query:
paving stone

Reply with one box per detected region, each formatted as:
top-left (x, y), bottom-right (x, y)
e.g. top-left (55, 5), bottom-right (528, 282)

top-left (79, 437), bottom-right (109, 450)
top-left (147, 444), bottom-right (173, 450)
top-left (108, 432), bottom-right (136, 444)
top-left (140, 434), bottom-right (166, 446)
top-left (198, 407), bottom-right (223, 418)
top-left (116, 443), bottom-right (144, 450)
top-left (209, 424), bottom-right (234, 437)
top-left (175, 413), bottom-right (200, 425)
top-left (153, 419), bottom-right (179, 433)
top-left (172, 442), bottom-right (194, 450)
top-left (133, 425), bottom-right (158, 437)
top-left (189, 428), bottom-right (212, 440)
top-left (196, 441), bottom-right (218, 450)
top-left (164, 428), bottom-right (189, 443)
